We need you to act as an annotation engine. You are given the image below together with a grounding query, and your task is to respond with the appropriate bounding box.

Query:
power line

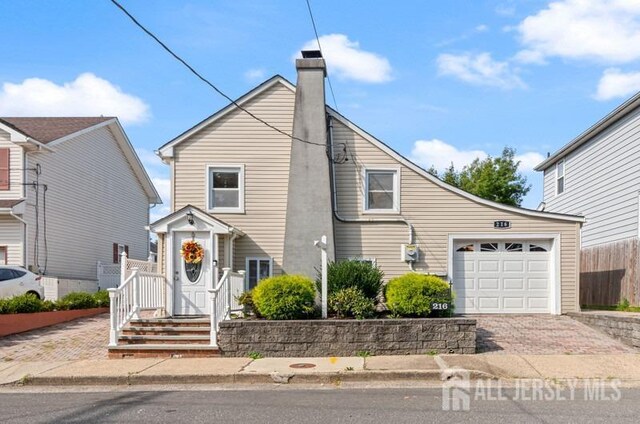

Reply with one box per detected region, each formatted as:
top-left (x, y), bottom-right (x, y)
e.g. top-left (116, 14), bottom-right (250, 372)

top-left (304, 0), bottom-right (339, 112)
top-left (109, 0), bottom-right (326, 147)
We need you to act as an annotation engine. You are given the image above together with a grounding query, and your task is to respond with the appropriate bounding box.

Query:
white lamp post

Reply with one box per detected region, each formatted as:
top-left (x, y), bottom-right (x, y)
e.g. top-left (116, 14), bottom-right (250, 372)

top-left (314, 235), bottom-right (328, 319)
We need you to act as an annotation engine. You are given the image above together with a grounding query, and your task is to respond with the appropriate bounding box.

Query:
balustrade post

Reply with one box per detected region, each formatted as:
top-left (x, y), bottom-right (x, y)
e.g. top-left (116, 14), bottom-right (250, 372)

top-left (108, 288), bottom-right (118, 347)
top-left (209, 290), bottom-right (217, 346)
top-left (131, 268), bottom-right (140, 319)
top-left (120, 251), bottom-right (128, 286)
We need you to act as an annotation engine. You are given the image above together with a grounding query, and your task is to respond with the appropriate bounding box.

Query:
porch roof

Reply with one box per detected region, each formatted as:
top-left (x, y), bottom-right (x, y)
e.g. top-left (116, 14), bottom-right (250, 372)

top-left (149, 204), bottom-right (245, 236)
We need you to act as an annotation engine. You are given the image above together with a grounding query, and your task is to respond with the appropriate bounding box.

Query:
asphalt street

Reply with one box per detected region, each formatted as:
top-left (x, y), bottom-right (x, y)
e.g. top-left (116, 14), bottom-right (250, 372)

top-left (2, 387), bottom-right (639, 423)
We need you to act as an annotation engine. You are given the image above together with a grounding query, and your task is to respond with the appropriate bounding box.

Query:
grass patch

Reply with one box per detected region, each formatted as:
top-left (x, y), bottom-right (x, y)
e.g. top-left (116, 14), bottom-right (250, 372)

top-left (356, 350), bottom-right (371, 358)
top-left (247, 351), bottom-right (263, 360)
top-left (582, 298), bottom-right (640, 313)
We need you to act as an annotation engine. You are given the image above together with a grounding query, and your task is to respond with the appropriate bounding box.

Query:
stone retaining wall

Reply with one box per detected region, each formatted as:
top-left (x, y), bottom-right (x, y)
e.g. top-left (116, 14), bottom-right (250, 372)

top-left (569, 312), bottom-right (640, 348)
top-left (218, 318), bottom-right (476, 357)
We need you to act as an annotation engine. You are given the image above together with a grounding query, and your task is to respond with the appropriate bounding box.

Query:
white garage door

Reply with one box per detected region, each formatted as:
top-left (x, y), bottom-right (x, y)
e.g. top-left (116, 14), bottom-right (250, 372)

top-left (452, 240), bottom-right (551, 314)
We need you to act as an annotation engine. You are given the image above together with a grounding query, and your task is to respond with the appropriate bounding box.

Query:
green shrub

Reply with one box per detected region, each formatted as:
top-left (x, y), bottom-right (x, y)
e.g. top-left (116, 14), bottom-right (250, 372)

top-left (57, 292), bottom-right (96, 311)
top-left (93, 290), bottom-right (110, 308)
top-left (321, 260), bottom-right (384, 300)
top-left (40, 300), bottom-right (56, 312)
top-left (329, 287), bottom-right (375, 319)
top-left (252, 275), bottom-right (316, 320)
top-left (5, 293), bottom-right (43, 314)
top-left (385, 273), bottom-right (452, 317)
top-left (236, 290), bottom-right (261, 317)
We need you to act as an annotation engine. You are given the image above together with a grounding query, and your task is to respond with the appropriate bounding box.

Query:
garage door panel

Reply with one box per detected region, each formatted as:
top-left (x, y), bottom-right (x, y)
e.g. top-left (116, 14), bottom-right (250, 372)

top-left (503, 297), bottom-right (525, 310)
top-left (503, 260), bottom-right (524, 272)
top-left (528, 278), bottom-right (549, 290)
top-left (453, 239), bottom-right (552, 314)
top-left (503, 278), bottom-right (524, 290)
top-left (478, 278), bottom-right (499, 290)
top-left (478, 260), bottom-right (499, 272)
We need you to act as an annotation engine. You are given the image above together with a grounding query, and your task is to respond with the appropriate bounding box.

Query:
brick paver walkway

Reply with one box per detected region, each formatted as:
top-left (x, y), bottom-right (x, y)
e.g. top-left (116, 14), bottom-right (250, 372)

top-left (0, 314), bottom-right (109, 362)
top-left (472, 315), bottom-right (638, 354)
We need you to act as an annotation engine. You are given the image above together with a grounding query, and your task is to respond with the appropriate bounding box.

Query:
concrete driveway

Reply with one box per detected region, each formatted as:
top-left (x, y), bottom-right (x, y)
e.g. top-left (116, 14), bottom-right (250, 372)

top-left (472, 314), bottom-right (637, 354)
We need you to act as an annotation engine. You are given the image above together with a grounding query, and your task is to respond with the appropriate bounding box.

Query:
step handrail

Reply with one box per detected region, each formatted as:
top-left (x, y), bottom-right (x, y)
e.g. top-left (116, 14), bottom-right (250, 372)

top-left (208, 268), bottom-right (245, 347)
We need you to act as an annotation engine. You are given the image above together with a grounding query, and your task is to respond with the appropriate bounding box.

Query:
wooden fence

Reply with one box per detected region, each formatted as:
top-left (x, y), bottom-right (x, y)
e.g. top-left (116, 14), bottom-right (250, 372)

top-left (580, 237), bottom-right (639, 306)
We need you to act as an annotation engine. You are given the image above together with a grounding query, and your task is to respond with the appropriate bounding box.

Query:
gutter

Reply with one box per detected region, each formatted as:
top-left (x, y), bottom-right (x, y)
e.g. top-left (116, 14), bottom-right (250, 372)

top-left (327, 115), bottom-right (415, 271)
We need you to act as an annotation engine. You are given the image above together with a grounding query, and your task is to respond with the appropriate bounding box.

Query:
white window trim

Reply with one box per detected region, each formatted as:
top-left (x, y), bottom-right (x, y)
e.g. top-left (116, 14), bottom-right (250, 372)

top-left (245, 257), bottom-right (273, 290)
top-left (555, 160), bottom-right (565, 196)
top-left (206, 164), bottom-right (245, 213)
top-left (349, 257), bottom-right (377, 266)
top-left (363, 166), bottom-right (401, 214)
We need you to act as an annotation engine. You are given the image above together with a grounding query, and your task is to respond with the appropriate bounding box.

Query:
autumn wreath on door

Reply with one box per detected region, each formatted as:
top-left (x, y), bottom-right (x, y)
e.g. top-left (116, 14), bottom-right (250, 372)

top-left (181, 240), bottom-right (204, 283)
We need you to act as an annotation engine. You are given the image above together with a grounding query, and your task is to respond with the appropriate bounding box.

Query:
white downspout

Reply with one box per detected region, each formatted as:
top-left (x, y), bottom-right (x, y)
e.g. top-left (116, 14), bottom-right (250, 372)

top-left (328, 115), bottom-right (415, 271)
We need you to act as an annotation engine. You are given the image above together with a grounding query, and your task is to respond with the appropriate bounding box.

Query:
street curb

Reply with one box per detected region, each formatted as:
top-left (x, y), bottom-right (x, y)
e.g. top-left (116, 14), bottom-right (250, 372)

top-left (19, 369), bottom-right (497, 387)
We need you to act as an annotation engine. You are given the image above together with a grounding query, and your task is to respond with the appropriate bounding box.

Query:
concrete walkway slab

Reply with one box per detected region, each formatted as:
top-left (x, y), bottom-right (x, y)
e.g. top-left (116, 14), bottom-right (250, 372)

top-left (37, 359), bottom-right (164, 379)
top-left (137, 358), bottom-right (251, 376)
top-left (0, 361), bottom-right (67, 385)
top-left (365, 355), bottom-right (439, 371)
top-left (443, 354), bottom-right (541, 379)
top-left (522, 354), bottom-right (640, 380)
top-left (242, 357), bottom-right (364, 374)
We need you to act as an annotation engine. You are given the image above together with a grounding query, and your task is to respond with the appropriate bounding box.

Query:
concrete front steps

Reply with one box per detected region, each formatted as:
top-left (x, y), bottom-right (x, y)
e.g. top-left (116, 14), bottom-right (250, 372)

top-left (108, 317), bottom-right (221, 359)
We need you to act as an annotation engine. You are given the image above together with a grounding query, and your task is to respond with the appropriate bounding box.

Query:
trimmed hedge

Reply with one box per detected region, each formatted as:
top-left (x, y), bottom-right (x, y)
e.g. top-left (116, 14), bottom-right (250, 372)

top-left (385, 273), bottom-right (453, 317)
top-left (321, 260), bottom-right (384, 300)
top-left (253, 275), bottom-right (316, 320)
top-left (0, 291), bottom-right (110, 314)
top-left (328, 287), bottom-right (375, 319)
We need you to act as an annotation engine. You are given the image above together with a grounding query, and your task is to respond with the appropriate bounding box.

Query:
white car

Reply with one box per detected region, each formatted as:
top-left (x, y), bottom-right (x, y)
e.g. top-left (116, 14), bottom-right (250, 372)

top-left (0, 266), bottom-right (44, 299)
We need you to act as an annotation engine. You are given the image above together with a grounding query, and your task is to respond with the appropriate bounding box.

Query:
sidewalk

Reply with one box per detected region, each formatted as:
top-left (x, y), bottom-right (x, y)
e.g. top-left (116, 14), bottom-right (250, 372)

top-left (1, 354), bottom-right (640, 387)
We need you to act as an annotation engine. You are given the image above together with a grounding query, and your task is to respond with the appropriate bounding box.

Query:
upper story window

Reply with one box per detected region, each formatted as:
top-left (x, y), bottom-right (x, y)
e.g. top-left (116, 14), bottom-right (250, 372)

top-left (0, 148), bottom-right (10, 191)
top-left (207, 165), bottom-right (245, 213)
top-left (364, 168), bottom-right (400, 213)
top-left (556, 160), bottom-right (565, 195)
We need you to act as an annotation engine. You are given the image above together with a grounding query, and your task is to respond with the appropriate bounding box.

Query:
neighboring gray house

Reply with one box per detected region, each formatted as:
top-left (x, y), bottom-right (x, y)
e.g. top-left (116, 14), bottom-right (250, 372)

top-left (0, 117), bottom-right (161, 296)
top-left (535, 92), bottom-right (640, 306)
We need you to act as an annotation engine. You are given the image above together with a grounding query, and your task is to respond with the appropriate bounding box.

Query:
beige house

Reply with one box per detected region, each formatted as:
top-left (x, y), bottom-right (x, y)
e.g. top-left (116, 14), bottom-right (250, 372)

top-left (152, 51), bottom-right (584, 317)
top-left (0, 117), bottom-right (161, 297)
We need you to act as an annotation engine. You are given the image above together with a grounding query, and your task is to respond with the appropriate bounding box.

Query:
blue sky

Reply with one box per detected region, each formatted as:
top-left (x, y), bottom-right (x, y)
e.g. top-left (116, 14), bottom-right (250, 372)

top-left (2, 0), bottom-right (640, 217)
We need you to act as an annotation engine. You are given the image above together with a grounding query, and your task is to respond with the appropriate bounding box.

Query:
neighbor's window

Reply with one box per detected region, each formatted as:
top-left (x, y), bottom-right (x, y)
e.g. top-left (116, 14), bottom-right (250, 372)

top-left (556, 160), bottom-right (565, 195)
top-left (0, 148), bottom-right (10, 191)
top-left (0, 246), bottom-right (6, 265)
top-left (246, 258), bottom-right (272, 290)
top-left (365, 169), bottom-right (399, 212)
top-left (208, 165), bottom-right (244, 213)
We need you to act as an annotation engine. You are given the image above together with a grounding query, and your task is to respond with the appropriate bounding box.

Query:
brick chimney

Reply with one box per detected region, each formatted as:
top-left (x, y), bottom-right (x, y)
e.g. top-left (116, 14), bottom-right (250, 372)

top-left (282, 51), bottom-right (335, 277)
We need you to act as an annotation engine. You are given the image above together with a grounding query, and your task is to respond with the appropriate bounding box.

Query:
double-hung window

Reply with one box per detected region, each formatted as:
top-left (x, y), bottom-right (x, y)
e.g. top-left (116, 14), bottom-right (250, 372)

top-left (246, 257), bottom-right (272, 290)
top-left (207, 165), bottom-right (245, 213)
top-left (364, 168), bottom-right (400, 213)
top-left (556, 160), bottom-right (565, 195)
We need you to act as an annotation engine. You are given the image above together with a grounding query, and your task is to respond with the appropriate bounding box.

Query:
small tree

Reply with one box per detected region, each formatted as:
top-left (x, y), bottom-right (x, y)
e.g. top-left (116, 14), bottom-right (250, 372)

top-left (429, 147), bottom-right (530, 206)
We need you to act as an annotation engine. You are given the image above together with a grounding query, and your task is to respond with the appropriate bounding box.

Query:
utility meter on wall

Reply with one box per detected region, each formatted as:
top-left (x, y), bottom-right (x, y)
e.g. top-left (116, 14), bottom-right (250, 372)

top-left (401, 244), bottom-right (419, 262)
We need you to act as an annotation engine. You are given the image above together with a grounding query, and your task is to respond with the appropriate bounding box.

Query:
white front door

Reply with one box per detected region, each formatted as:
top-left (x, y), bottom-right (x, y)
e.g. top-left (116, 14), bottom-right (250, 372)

top-left (174, 231), bottom-right (211, 315)
top-left (452, 240), bottom-right (551, 314)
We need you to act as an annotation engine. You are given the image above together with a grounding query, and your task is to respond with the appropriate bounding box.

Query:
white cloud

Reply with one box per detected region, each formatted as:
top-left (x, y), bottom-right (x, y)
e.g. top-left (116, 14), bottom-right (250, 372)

top-left (517, 0), bottom-right (640, 64)
top-left (0, 73), bottom-right (150, 124)
top-left (411, 139), bottom-right (543, 173)
top-left (594, 68), bottom-right (640, 101)
top-left (436, 52), bottom-right (526, 89)
top-left (244, 68), bottom-right (266, 82)
top-left (299, 34), bottom-right (392, 83)
top-left (514, 151), bottom-right (546, 172)
top-left (475, 24), bottom-right (489, 33)
top-left (411, 139), bottom-right (488, 171)
top-left (512, 49), bottom-right (547, 65)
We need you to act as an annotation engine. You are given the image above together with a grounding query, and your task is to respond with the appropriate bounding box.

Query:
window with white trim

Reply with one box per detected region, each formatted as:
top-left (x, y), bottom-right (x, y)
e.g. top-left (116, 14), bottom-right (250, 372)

top-left (351, 257), bottom-right (377, 267)
top-left (246, 257), bottom-right (272, 290)
top-left (0, 246), bottom-right (6, 265)
top-left (207, 165), bottom-right (244, 213)
top-left (364, 169), bottom-right (399, 212)
top-left (556, 160), bottom-right (565, 195)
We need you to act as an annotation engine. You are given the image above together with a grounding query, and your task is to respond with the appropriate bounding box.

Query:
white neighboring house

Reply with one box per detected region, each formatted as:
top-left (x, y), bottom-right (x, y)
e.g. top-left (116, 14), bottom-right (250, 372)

top-left (0, 117), bottom-right (161, 298)
top-left (535, 92), bottom-right (640, 306)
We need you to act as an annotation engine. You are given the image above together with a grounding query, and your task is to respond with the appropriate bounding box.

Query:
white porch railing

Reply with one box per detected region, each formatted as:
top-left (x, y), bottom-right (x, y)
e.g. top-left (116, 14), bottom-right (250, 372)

top-left (107, 266), bottom-right (166, 347)
top-left (97, 252), bottom-right (157, 290)
top-left (209, 268), bottom-right (245, 347)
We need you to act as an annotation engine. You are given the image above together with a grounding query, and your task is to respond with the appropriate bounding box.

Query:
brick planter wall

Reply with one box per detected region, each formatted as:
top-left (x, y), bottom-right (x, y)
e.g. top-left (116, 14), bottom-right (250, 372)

top-left (218, 318), bottom-right (476, 357)
top-left (568, 312), bottom-right (640, 348)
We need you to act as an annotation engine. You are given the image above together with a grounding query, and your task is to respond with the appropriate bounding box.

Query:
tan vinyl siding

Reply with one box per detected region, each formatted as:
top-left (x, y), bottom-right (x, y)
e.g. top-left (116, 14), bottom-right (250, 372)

top-left (173, 83), bottom-right (295, 276)
top-left (24, 126), bottom-right (150, 280)
top-left (331, 119), bottom-right (580, 313)
top-left (0, 216), bottom-right (23, 265)
top-left (0, 129), bottom-right (24, 199)
top-left (157, 233), bottom-right (165, 275)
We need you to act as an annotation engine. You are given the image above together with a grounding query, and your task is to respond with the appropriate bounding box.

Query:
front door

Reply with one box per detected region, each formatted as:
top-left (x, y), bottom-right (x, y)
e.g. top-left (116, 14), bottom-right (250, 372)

top-left (174, 231), bottom-right (210, 315)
